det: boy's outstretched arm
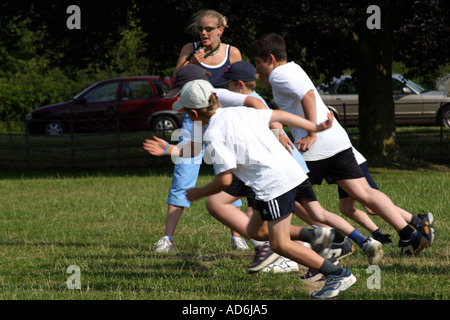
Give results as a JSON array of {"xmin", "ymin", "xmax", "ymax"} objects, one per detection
[
  {"xmin": 270, "ymin": 109, "xmax": 333, "ymax": 133},
  {"xmin": 142, "ymin": 136, "xmax": 202, "ymax": 158},
  {"xmin": 186, "ymin": 170, "xmax": 233, "ymax": 202}
]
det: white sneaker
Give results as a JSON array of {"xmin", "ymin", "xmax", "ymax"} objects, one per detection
[
  {"xmin": 261, "ymin": 256, "xmax": 299, "ymax": 273},
  {"xmin": 231, "ymin": 236, "xmax": 249, "ymax": 251},
  {"xmin": 154, "ymin": 236, "xmax": 173, "ymax": 253},
  {"xmin": 362, "ymin": 237, "xmax": 383, "ymax": 264},
  {"xmin": 312, "ymin": 268, "xmax": 356, "ymax": 299}
]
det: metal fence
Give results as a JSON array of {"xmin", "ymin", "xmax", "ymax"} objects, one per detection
[
  {"xmin": 0, "ymin": 117, "xmax": 179, "ymax": 170},
  {"xmin": 0, "ymin": 117, "xmax": 448, "ymax": 170}
]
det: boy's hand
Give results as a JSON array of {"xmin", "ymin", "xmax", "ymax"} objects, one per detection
[
  {"xmin": 317, "ymin": 112, "xmax": 334, "ymax": 131},
  {"xmin": 295, "ymin": 113, "xmax": 333, "ymax": 151},
  {"xmin": 278, "ymin": 133, "xmax": 294, "ymax": 155},
  {"xmin": 143, "ymin": 136, "xmax": 169, "ymax": 156},
  {"xmin": 295, "ymin": 134, "xmax": 316, "ymax": 152},
  {"xmin": 186, "ymin": 188, "xmax": 202, "ymax": 202}
]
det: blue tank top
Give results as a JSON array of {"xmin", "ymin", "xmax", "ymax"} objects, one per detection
[{"xmin": 193, "ymin": 42, "xmax": 232, "ymax": 87}]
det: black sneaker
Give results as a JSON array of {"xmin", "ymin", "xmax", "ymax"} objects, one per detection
[
  {"xmin": 247, "ymin": 243, "xmax": 279, "ymax": 274},
  {"xmin": 417, "ymin": 212, "xmax": 435, "ymax": 246},
  {"xmin": 399, "ymin": 230, "xmax": 429, "ymax": 256},
  {"xmin": 325, "ymin": 237, "xmax": 355, "ymax": 260},
  {"xmin": 372, "ymin": 232, "xmax": 394, "ymax": 246}
]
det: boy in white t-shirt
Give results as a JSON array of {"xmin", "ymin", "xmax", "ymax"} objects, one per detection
[
  {"xmin": 249, "ymin": 33, "xmax": 432, "ymax": 256},
  {"xmin": 209, "ymin": 61, "xmax": 387, "ymax": 272},
  {"xmin": 143, "ymin": 79, "xmax": 356, "ymax": 299}
]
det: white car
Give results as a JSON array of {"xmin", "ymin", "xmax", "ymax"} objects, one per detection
[{"xmin": 317, "ymin": 74, "xmax": 450, "ymax": 127}]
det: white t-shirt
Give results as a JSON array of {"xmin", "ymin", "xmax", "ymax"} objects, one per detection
[
  {"xmin": 269, "ymin": 62, "xmax": 352, "ymax": 161},
  {"xmin": 203, "ymin": 107, "xmax": 307, "ymax": 201},
  {"xmin": 186, "ymin": 88, "xmax": 248, "ymax": 142}
]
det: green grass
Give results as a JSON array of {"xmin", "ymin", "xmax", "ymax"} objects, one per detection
[{"xmin": 0, "ymin": 166, "xmax": 448, "ymax": 301}]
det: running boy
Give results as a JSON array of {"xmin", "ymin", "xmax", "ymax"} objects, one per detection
[
  {"xmin": 144, "ymin": 79, "xmax": 356, "ymax": 299},
  {"xmin": 210, "ymin": 61, "xmax": 385, "ymax": 268},
  {"xmin": 249, "ymin": 33, "xmax": 432, "ymax": 256}
]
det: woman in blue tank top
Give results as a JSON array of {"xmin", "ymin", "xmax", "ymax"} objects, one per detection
[{"xmin": 174, "ymin": 9, "xmax": 242, "ymax": 87}]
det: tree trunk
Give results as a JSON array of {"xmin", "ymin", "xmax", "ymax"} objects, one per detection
[{"xmin": 353, "ymin": 11, "xmax": 398, "ymax": 162}]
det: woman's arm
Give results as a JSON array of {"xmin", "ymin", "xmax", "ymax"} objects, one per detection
[
  {"xmin": 229, "ymin": 46, "xmax": 242, "ymax": 64},
  {"xmin": 174, "ymin": 43, "xmax": 202, "ymax": 74}
]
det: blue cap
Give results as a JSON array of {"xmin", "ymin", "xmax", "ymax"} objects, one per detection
[
  {"xmin": 210, "ymin": 61, "xmax": 256, "ymax": 87},
  {"xmin": 165, "ymin": 64, "xmax": 209, "ymax": 99}
]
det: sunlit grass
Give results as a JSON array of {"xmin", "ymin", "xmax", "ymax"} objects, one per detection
[{"xmin": 0, "ymin": 166, "xmax": 448, "ymax": 300}]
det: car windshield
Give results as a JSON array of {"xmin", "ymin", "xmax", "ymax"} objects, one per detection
[
  {"xmin": 73, "ymin": 83, "xmax": 97, "ymax": 100},
  {"xmin": 397, "ymin": 75, "xmax": 426, "ymax": 93}
]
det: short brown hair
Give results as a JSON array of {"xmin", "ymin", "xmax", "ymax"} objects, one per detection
[
  {"xmin": 250, "ymin": 33, "xmax": 287, "ymax": 61},
  {"xmin": 229, "ymin": 79, "xmax": 256, "ymax": 91}
]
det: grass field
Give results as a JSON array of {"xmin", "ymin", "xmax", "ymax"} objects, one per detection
[{"xmin": 0, "ymin": 165, "xmax": 448, "ymax": 302}]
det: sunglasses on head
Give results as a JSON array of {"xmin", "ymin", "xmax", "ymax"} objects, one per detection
[{"xmin": 197, "ymin": 25, "xmax": 218, "ymax": 32}]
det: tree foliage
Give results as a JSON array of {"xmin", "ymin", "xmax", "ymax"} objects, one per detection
[{"xmin": 1, "ymin": 0, "xmax": 449, "ymax": 160}]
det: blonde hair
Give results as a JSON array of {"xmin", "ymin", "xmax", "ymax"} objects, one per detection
[{"xmin": 187, "ymin": 9, "xmax": 228, "ymax": 36}]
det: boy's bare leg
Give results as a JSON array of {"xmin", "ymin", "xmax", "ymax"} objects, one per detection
[
  {"xmin": 206, "ymin": 192, "xmax": 255, "ymax": 239},
  {"xmin": 339, "ymin": 198, "xmax": 379, "ymax": 233},
  {"xmin": 337, "ymin": 178, "xmax": 409, "ymax": 232},
  {"xmin": 267, "ymin": 213, "xmax": 324, "ymax": 270},
  {"xmin": 297, "ymin": 200, "xmax": 356, "ymax": 236}
]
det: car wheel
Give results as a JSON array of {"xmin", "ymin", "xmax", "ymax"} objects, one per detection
[
  {"xmin": 439, "ymin": 104, "xmax": 450, "ymax": 127},
  {"xmin": 44, "ymin": 120, "xmax": 66, "ymax": 135},
  {"xmin": 152, "ymin": 116, "xmax": 177, "ymax": 132}
]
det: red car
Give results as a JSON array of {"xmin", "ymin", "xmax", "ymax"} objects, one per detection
[{"xmin": 26, "ymin": 76, "xmax": 183, "ymax": 135}]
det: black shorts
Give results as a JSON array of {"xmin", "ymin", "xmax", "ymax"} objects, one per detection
[
  {"xmin": 294, "ymin": 179, "xmax": 318, "ymax": 204},
  {"xmin": 338, "ymin": 162, "xmax": 379, "ymax": 199},
  {"xmin": 255, "ymin": 179, "xmax": 317, "ymax": 221},
  {"xmin": 223, "ymin": 174, "xmax": 256, "ymax": 207},
  {"xmin": 306, "ymin": 148, "xmax": 364, "ymax": 186}
]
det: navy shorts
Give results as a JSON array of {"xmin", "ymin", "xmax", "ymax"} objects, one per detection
[
  {"xmin": 255, "ymin": 180, "xmax": 317, "ymax": 221},
  {"xmin": 306, "ymin": 148, "xmax": 364, "ymax": 186},
  {"xmin": 224, "ymin": 174, "xmax": 256, "ymax": 207}
]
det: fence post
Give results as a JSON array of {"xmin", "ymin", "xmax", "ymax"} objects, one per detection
[
  {"xmin": 70, "ymin": 119, "xmax": 75, "ymax": 167},
  {"xmin": 440, "ymin": 123, "xmax": 444, "ymax": 162},
  {"xmin": 116, "ymin": 113, "xmax": 121, "ymax": 167},
  {"xmin": 24, "ymin": 119, "xmax": 30, "ymax": 166},
  {"xmin": 343, "ymin": 102, "xmax": 347, "ymax": 131}
]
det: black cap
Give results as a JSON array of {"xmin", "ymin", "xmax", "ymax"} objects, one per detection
[
  {"xmin": 165, "ymin": 64, "xmax": 209, "ymax": 99},
  {"xmin": 209, "ymin": 61, "xmax": 256, "ymax": 87}
]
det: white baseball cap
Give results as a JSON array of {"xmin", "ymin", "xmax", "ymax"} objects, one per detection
[{"xmin": 172, "ymin": 80, "xmax": 216, "ymax": 111}]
